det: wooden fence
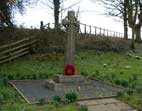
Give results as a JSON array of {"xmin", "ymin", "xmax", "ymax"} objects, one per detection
[
  {"xmin": 79, "ymin": 23, "xmax": 130, "ymax": 38},
  {"xmin": 0, "ymin": 36, "xmax": 38, "ymax": 64}
]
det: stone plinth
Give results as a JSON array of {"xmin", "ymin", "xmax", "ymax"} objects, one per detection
[
  {"xmin": 45, "ymin": 75, "xmax": 93, "ymax": 92},
  {"xmin": 54, "ymin": 75, "xmax": 86, "ymax": 83},
  {"xmin": 45, "ymin": 80, "xmax": 63, "ymax": 91}
]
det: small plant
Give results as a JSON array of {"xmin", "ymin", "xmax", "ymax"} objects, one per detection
[
  {"xmin": 65, "ymin": 91, "xmax": 77, "ymax": 103},
  {"xmin": 7, "ymin": 75, "xmax": 14, "ymax": 80},
  {"xmin": 53, "ymin": 95, "xmax": 62, "ymax": 104},
  {"xmin": 0, "ymin": 77, "xmax": 9, "ymax": 87},
  {"xmin": 129, "ymin": 81, "xmax": 137, "ymax": 89},
  {"xmin": 132, "ymin": 74, "xmax": 138, "ymax": 81},
  {"xmin": 115, "ymin": 79, "xmax": 121, "ymax": 85},
  {"xmin": 138, "ymin": 96, "xmax": 142, "ymax": 105},
  {"xmin": 53, "ymin": 95, "xmax": 62, "ymax": 107},
  {"xmin": 135, "ymin": 83, "xmax": 142, "ymax": 93},
  {"xmin": 126, "ymin": 88, "xmax": 134, "ymax": 95},
  {"xmin": 121, "ymin": 80, "xmax": 129, "ymax": 87},
  {"xmin": 80, "ymin": 105, "xmax": 88, "ymax": 111},
  {"xmin": 39, "ymin": 73, "xmax": 47, "ymax": 79},
  {"xmin": 15, "ymin": 73, "xmax": 20, "ymax": 79},
  {"xmin": 20, "ymin": 75, "xmax": 26, "ymax": 80},
  {"xmin": 81, "ymin": 72, "xmax": 88, "ymax": 76},
  {"xmin": 95, "ymin": 70, "xmax": 100, "ymax": 76},
  {"xmin": 0, "ymin": 93, "xmax": 4, "ymax": 103},
  {"xmin": 3, "ymin": 77, "xmax": 9, "ymax": 87},
  {"xmin": 117, "ymin": 91, "xmax": 124, "ymax": 97},
  {"xmin": 32, "ymin": 74, "xmax": 37, "ymax": 80},
  {"xmin": 39, "ymin": 98, "xmax": 46, "ymax": 105},
  {"xmin": 2, "ymin": 89, "xmax": 11, "ymax": 101},
  {"xmin": 111, "ymin": 73, "xmax": 116, "ymax": 79},
  {"xmin": 103, "ymin": 64, "xmax": 107, "ymax": 68}
]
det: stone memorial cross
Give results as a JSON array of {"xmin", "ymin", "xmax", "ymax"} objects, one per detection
[{"xmin": 62, "ymin": 11, "xmax": 79, "ymax": 66}]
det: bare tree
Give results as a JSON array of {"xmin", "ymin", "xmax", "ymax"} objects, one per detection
[
  {"xmin": 0, "ymin": 0, "xmax": 30, "ymax": 27},
  {"xmin": 95, "ymin": 0, "xmax": 129, "ymax": 39},
  {"xmin": 92, "ymin": 0, "xmax": 141, "ymax": 49},
  {"xmin": 127, "ymin": 0, "xmax": 139, "ymax": 49},
  {"xmin": 39, "ymin": 0, "xmax": 80, "ymax": 29},
  {"xmin": 135, "ymin": 0, "xmax": 142, "ymax": 42}
]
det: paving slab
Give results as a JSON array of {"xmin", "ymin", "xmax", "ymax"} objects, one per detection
[
  {"xmin": 115, "ymin": 102, "xmax": 133, "ymax": 110},
  {"xmin": 96, "ymin": 98, "xmax": 120, "ymax": 104},
  {"xmin": 77, "ymin": 100, "xmax": 99, "ymax": 106},
  {"xmin": 88, "ymin": 104, "xmax": 110, "ymax": 111},
  {"xmin": 105, "ymin": 103, "xmax": 121, "ymax": 111},
  {"xmin": 77, "ymin": 98, "xmax": 137, "ymax": 111}
]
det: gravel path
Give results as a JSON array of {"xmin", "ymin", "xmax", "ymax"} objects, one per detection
[{"xmin": 10, "ymin": 78, "xmax": 124, "ymax": 104}]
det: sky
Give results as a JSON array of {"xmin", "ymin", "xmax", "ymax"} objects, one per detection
[{"xmin": 14, "ymin": 0, "xmax": 126, "ymax": 34}]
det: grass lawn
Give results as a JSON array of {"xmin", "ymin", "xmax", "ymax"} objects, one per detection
[{"xmin": 0, "ymin": 49, "xmax": 142, "ymax": 110}]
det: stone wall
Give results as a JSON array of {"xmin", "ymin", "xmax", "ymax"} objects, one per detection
[
  {"xmin": 0, "ymin": 29, "xmax": 131, "ymax": 53},
  {"xmin": 35, "ymin": 31, "xmax": 131, "ymax": 53},
  {"xmin": 77, "ymin": 34, "xmax": 131, "ymax": 51}
]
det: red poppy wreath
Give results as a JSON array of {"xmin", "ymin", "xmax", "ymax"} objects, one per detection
[{"xmin": 64, "ymin": 64, "xmax": 76, "ymax": 76}]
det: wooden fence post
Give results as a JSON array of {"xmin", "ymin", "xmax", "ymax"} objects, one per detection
[
  {"xmin": 100, "ymin": 28, "xmax": 101, "ymax": 35},
  {"xmin": 84, "ymin": 24, "xmax": 87, "ymax": 34},
  {"xmin": 95, "ymin": 27, "xmax": 97, "ymax": 36},
  {"xmin": 48, "ymin": 23, "xmax": 50, "ymax": 29},
  {"xmin": 8, "ymin": 40, "xmax": 11, "ymax": 63},
  {"xmin": 113, "ymin": 32, "xmax": 115, "ymax": 37},
  {"xmin": 103, "ymin": 29, "xmax": 105, "ymax": 36},
  {"xmin": 90, "ymin": 25, "xmax": 91, "ymax": 34},
  {"xmin": 107, "ymin": 30, "xmax": 108, "ymax": 37}
]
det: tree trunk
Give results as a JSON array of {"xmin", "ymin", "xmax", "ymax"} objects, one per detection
[
  {"xmin": 54, "ymin": 0, "xmax": 60, "ymax": 30},
  {"xmin": 123, "ymin": 2, "xmax": 128, "ymax": 40},
  {"xmin": 131, "ymin": 27, "xmax": 135, "ymax": 49},
  {"xmin": 135, "ymin": 24, "xmax": 141, "ymax": 42},
  {"xmin": 124, "ymin": 17, "xmax": 128, "ymax": 39}
]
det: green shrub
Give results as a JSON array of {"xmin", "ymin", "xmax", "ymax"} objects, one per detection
[
  {"xmin": 126, "ymin": 89, "xmax": 134, "ymax": 95},
  {"xmin": 20, "ymin": 75, "xmax": 26, "ymax": 80},
  {"xmin": 2, "ymin": 88, "xmax": 15, "ymax": 101},
  {"xmin": 115, "ymin": 79, "xmax": 121, "ymax": 85},
  {"xmin": 15, "ymin": 73, "xmax": 20, "ymax": 79},
  {"xmin": 117, "ymin": 91, "xmax": 124, "ymax": 97},
  {"xmin": 7, "ymin": 75, "xmax": 14, "ymax": 80},
  {"xmin": 53, "ymin": 95, "xmax": 62, "ymax": 104},
  {"xmin": 65, "ymin": 91, "xmax": 77, "ymax": 103},
  {"xmin": 0, "ymin": 94, "xmax": 4, "ymax": 103},
  {"xmin": 3, "ymin": 77, "xmax": 9, "ymax": 87},
  {"xmin": 129, "ymin": 81, "xmax": 137, "ymax": 89},
  {"xmin": 53, "ymin": 95, "xmax": 62, "ymax": 107},
  {"xmin": 31, "ymin": 74, "xmax": 37, "ymax": 80},
  {"xmin": 80, "ymin": 105, "xmax": 88, "ymax": 111},
  {"xmin": 138, "ymin": 97, "xmax": 142, "ymax": 105},
  {"xmin": 135, "ymin": 83, "xmax": 142, "ymax": 93},
  {"xmin": 2, "ymin": 89, "xmax": 10, "ymax": 101},
  {"xmin": 0, "ymin": 77, "xmax": 9, "ymax": 87},
  {"xmin": 121, "ymin": 80, "xmax": 129, "ymax": 87}
]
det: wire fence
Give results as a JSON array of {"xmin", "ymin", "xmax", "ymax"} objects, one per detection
[{"xmin": 79, "ymin": 23, "xmax": 130, "ymax": 38}]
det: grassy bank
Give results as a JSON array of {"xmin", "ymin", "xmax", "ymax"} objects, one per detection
[{"xmin": 0, "ymin": 49, "xmax": 142, "ymax": 110}]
